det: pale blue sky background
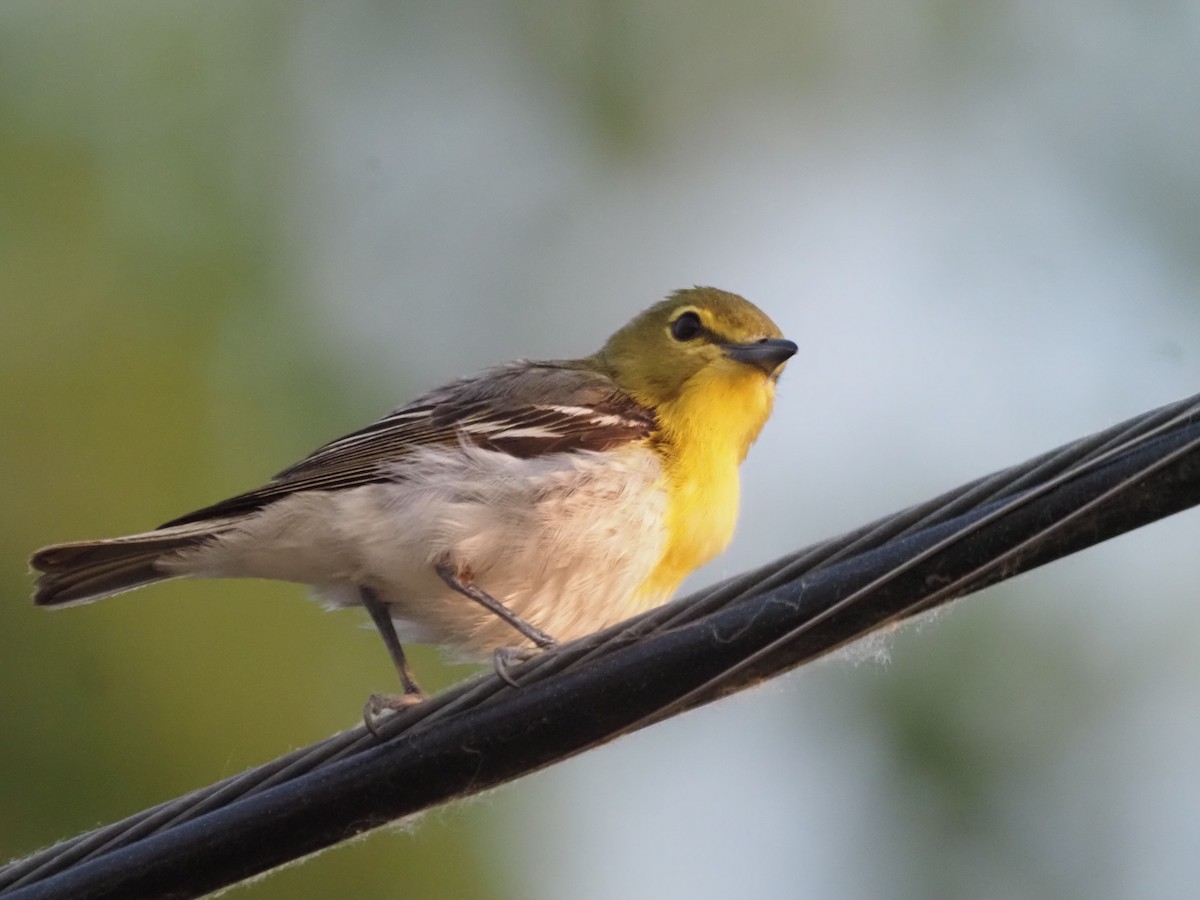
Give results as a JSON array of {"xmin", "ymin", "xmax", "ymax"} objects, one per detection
[{"xmin": 3, "ymin": 4, "xmax": 1200, "ymax": 898}]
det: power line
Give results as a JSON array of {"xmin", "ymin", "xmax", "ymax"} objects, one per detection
[{"xmin": 4, "ymin": 392, "xmax": 1200, "ymax": 900}]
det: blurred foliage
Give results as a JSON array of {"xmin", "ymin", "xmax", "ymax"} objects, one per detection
[
  {"xmin": 3, "ymin": 3, "xmax": 1200, "ymax": 899},
  {"xmin": 0, "ymin": 6, "xmax": 498, "ymax": 898}
]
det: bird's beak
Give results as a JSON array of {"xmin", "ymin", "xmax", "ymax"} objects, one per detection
[{"xmin": 722, "ymin": 338, "xmax": 798, "ymax": 375}]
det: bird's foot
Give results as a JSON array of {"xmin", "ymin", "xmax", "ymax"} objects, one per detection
[
  {"xmin": 363, "ymin": 689, "xmax": 425, "ymax": 737},
  {"xmin": 492, "ymin": 643, "xmax": 555, "ymax": 687}
]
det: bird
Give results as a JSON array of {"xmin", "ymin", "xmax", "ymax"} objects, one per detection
[{"xmin": 30, "ymin": 287, "xmax": 796, "ymax": 711}]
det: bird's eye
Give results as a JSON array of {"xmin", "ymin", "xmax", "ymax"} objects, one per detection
[{"xmin": 670, "ymin": 311, "xmax": 703, "ymax": 341}]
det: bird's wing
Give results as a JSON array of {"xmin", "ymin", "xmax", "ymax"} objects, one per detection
[{"xmin": 160, "ymin": 361, "xmax": 656, "ymax": 527}]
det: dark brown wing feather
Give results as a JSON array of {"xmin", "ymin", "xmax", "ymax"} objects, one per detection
[{"xmin": 160, "ymin": 361, "xmax": 656, "ymax": 527}]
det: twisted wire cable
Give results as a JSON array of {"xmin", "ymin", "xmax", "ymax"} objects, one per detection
[{"xmin": 4, "ymin": 391, "xmax": 1200, "ymax": 899}]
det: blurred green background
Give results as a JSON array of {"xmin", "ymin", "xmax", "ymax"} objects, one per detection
[{"xmin": 3, "ymin": 3, "xmax": 1200, "ymax": 898}]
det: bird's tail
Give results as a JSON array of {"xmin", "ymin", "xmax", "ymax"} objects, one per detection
[{"xmin": 30, "ymin": 521, "xmax": 234, "ymax": 607}]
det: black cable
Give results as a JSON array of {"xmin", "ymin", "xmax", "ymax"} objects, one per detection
[{"xmin": 3, "ymin": 392, "xmax": 1200, "ymax": 900}]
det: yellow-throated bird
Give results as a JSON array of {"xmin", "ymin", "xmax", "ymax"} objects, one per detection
[{"xmin": 31, "ymin": 287, "xmax": 796, "ymax": 709}]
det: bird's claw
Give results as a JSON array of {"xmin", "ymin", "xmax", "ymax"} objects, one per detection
[
  {"xmin": 492, "ymin": 643, "xmax": 555, "ymax": 687},
  {"xmin": 363, "ymin": 690, "xmax": 425, "ymax": 737}
]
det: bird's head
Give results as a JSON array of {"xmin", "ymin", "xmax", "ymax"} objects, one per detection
[
  {"xmin": 596, "ymin": 286, "xmax": 796, "ymax": 409},
  {"xmin": 594, "ymin": 287, "xmax": 796, "ymax": 461}
]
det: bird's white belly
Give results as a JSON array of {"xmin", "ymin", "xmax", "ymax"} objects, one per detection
[{"xmin": 175, "ymin": 444, "xmax": 669, "ymax": 658}]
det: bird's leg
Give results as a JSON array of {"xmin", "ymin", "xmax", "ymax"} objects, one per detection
[
  {"xmin": 360, "ymin": 585, "xmax": 425, "ymax": 711},
  {"xmin": 435, "ymin": 561, "xmax": 557, "ymax": 650}
]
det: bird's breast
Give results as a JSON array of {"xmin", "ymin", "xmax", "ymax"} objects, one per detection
[{"xmin": 637, "ymin": 442, "xmax": 740, "ymax": 601}]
